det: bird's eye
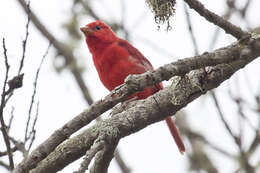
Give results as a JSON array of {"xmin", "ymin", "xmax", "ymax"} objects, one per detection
[{"xmin": 95, "ymin": 26, "xmax": 101, "ymax": 30}]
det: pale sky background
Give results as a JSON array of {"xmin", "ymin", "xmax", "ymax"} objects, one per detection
[{"xmin": 0, "ymin": 0, "xmax": 260, "ymax": 173}]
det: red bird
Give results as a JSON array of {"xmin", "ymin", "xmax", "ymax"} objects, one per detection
[{"xmin": 80, "ymin": 21, "xmax": 185, "ymax": 154}]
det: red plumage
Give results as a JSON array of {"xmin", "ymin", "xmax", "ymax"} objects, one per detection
[{"xmin": 81, "ymin": 20, "xmax": 185, "ymax": 154}]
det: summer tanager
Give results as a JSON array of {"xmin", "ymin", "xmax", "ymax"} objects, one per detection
[{"xmin": 80, "ymin": 20, "xmax": 185, "ymax": 154}]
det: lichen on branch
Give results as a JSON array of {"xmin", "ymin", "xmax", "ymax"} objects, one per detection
[{"xmin": 146, "ymin": 0, "xmax": 176, "ymax": 30}]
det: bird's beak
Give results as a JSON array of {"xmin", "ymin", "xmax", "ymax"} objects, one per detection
[{"xmin": 80, "ymin": 26, "xmax": 94, "ymax": 36}]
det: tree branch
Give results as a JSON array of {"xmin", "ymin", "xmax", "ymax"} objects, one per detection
[
  {"xmin": 29, "ymin": 42, "xmax": 260, "ymax": 172},
  {"xmin": 13, "ymin": 32, "xmax": 260, "ymax": 172},
  {"xmin": 0, "ymin": 38, "xmax": 14, "ymax": 170},
  {"xmin": 210, "ymin": 91, "xmax": 240, "ymax": 145},
  {"xmin": 183, "ymin": 0, "xmax": 250, "ymax": 39},
  {"xmin": 0, "ymin": 160, "xmax": 10, "ymax": 170},
  {"xmin": 74, "ymin": 139, "xmax": 105, "ymax": 173}
]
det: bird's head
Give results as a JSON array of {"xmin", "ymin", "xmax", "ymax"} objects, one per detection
[{"xmin": 80, "ymin": 21, "xmax": 117, "ymax": 52}]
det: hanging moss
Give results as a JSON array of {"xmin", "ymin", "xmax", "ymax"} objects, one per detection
[{"xmin": 146, "ymin": 0, "xmax": 176, "ymax": 30}]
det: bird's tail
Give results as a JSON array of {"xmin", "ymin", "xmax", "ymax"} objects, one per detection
[{"xmin": 165, "ymin": 116, "xmax": 185, "ymax": 154}]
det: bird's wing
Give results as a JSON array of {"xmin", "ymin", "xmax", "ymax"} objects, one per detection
[
  {"xmin": 117, "ymin": 39, "xmax": 154, "ymax": 71},
  {"xmin": 117, "ymin": 39, "xmax": 163, "ymax": 91}
]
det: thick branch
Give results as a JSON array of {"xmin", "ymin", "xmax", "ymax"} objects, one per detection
[
  {"xmin": 17, "ymin": 35, "xmax": 260, "ymax": 173},
  {"xmin": 14, "ymin": 32, "xmax": 253, "ymax": 173},
  {"xmin": 30, "ymin": 50, "xmax": 260, "ymax": 172}
]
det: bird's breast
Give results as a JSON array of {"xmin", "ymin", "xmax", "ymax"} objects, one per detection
[{"xmin": 93, "ymin": 44, "xmax": 145, "ymax": 91}]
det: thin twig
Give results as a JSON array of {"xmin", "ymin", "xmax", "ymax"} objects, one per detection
[
  {"xmin": 9, "ymin": 137, "xmax": 26, "ymax": 155},
  {"xmin": 180, "ymin": 115, "xmax": 235, "ymax": 159},
  {"xmin": 210, "ymin": 91, "xmax": 240, "ymax": 146},
  {"xmin": 238, "ymin": 0, "xmax": 252, "ymax": 18},
  {"xmin": 235, "ymin": 97, "xmax": 256, "ymax": 131},
  {"xmin": 24, "ymin": 42, "xmax": 50, "ymax": 143},
  {"xmin": 133, "ymin": 34, "xmax": 176, "ymax": 58},
  {"xmin": 184, "ymin": 3, "xmax": 199, "ymax": 55},
  {"xmin": 0, "ymin": 38, "xmax": 14, "ymax": 170},
  {"xmin": 18, "ymin": 1, "xmax": 31, "ymax": 75},
  {"xmin": 205, "ymin": 140, "xmax": 235, "ymax": 159},
  {"xmin": 7, "ymin": 106, "xmax": 14, "ymax": 133},
  {"xmin": 183, "ymin": 0, "xmax": 249, "ymax": 39},
  {"xmin": 0, "ymin": 147, "xmax": 18, "ymax": 157},
  {"xmin": 27, "ymin": 101, "xmax": 39, "ymax": 152},
  {"xmin": 80, "ymin": 0, "xmax": 100, "ymax": 20},
  {"xmin": 208, "ymin": 1, "xmax": 234, "ymax": 50},
  {"xmin": 248, "ymin": 132, "xmax": 260, "ymax": 157},
  {"xmin": 17, "ymin": 0, "xmax": 94, "ymax": 105},
  {"xmin": 1, "ymin": 38, "xmax": 10, "ymax": 98},
  {"xmin": 120, "ymin": 0, "xmax": 129, "ymax": 40},
  {"xmin": 0, "ymin": 160, "xmax": 10, "ymax": 170},
  {"xmin": 114, "ymin": 150, "xmax": 131, "ymax": 173},
  {"xmin": 5, "ymin": 1, "xmax": 31, "ymax": 104}
]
